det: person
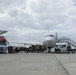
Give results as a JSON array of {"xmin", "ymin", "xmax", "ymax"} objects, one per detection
[
  {"xmin": 67, "ymin": 43, "xmax": 71, "ymax": 53},
  {"xmin": 8, "ymin": 45, "xmax": 12, "ymax": 53}
]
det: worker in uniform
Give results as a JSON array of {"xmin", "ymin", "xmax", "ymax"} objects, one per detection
[
  {"xmin": 35, "ymin": 45, "xmax": 39, "ymax": 53},
  {"xmin": 67, "ymin": 43, "xmax": 71, "ymax": 53}
]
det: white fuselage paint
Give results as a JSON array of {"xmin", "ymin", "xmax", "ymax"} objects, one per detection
[{"xmin": 43, "ymin": 35, "xmax": 56, "ymax": 48}]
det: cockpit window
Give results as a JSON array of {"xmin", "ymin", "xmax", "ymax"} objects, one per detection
[
  {"xmin": 44, "ymin": 35, "xmax": 55, "ymax": 40},
  {"xmin": 45, "ymin": 35, "xmax": 54, "ymax": 37}
]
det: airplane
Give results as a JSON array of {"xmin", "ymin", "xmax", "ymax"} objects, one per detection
[{"xmin": 43, "ymin": 33, "xmax": 58, "ymax": 52}]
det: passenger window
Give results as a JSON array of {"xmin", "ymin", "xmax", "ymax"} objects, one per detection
[{"xmin": 61, "ymin": 45, "xmax": 66, "ymax": 48}]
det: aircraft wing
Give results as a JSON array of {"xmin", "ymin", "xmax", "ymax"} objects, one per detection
[
  {"xmin": 9, "ymin": 41, "xmax": 43, "ymax": 46},
  {"xmin": 0, "ymin": 30, "xmax": 8, "ymax": 35}
]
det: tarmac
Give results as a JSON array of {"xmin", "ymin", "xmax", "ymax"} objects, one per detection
[{"xmin": 0, "ymin": 53, "xmax": 76, "ymax": 75}]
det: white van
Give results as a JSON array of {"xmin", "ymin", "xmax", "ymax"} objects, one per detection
[{"xmin": 55, "ymin": 44, "xmax": 76, "ymax": 53}]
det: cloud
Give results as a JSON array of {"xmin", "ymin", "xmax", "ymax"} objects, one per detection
[{"xmin": 0, "ymin": 0, "xmax": 76, "ymax": 44}]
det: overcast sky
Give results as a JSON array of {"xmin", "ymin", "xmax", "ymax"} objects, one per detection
[{"xmin": 0, "ymin": 0, "xmax": 76, "ymax": 44}]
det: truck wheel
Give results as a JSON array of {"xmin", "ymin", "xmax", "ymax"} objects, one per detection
[{"xmin": 57, "ymin": 49, "xmax": 60, "ymax": 53}]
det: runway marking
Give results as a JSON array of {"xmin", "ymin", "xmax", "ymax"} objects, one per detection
[{"xmin": 55, "ymin": 55, "xmax": 70, "ymax": 75}]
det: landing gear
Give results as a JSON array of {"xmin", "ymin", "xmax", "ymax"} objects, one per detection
[{"xmin": 47, "ymin": 47, "xmax": 51, "ymax": 53}]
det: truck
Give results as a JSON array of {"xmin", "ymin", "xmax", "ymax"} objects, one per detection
[
  {"xmin": 54, "ymin": 44, "xmax": 76, "ymax": 53},
  {"xmin": 0, "ymin": 36, "xmax": 8, "ymax": 53}
]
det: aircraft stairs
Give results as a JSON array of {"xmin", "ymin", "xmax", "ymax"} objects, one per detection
[{"xmin": 58, "ymin": 37, "xmax": 76, "ymax": 48}]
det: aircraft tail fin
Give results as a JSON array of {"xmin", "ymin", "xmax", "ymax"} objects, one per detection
[{"xmin": 55, "ymin": 33, "xmax": 59, "ymax": 42}]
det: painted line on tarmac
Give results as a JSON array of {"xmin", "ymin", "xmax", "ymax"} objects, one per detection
[{"xmin": 55, "ymin": 55, "xmax": 70, "ymax": 75}]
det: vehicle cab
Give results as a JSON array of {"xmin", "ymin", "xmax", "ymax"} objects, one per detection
[
  {"xmin": 0, "ymin": 36, "xmax": 8, "ymax": 53},
  {"xmin": 55, "ymin": 44, "xmax": 67, "ymax": 53}
]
